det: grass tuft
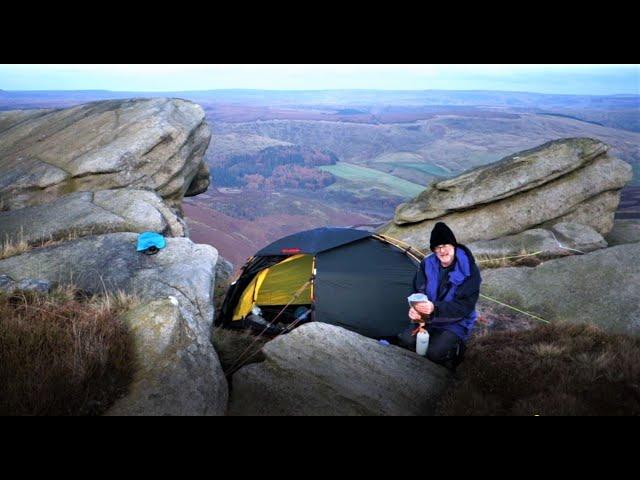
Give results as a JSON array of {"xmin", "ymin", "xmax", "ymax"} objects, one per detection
[
  {"xmin": 0, "ymin": 287, "xmax": 138, "ymax": 416},
  {"xmin": 438, "ymin": 322, "xmax": 640, "ymax": 416}
]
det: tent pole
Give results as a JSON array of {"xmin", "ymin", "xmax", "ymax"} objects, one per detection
[{"xmin": 372, "ymin": 234, "xmax": 425, "ymax": 262}]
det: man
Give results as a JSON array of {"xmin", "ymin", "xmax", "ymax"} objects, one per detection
[{"xmin": 398, "ymin": 222, "xmax": 482, "ymax": 371}]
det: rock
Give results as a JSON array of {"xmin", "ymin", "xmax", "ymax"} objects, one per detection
[
  {"xmin": 0, "ymin": 232, "xmax": 216, "ymax": 319},
  {"xmin": 539, "ymin": 190, "xmax": 622, "ymax": 234},
  {"xmin": 185, "ymin": 161, "xmax": 211, "ymax": 197},
  {"xmin": 605, "ymin": 220, "xmax": 640, "ymax": 246},
  {"xmin": 0, "ymin": 189, "xmax": 186, "ymax": 248},
  {"xmin": 468, "ymin": 223, "xmax": 607, "ymax": 263},
  {"xmin": 0, "ymin": 233, "xmax": 228, "ymax": 415},
  {"xmin": 550, "ymin": 222, "xmax": 608, "ymax": 252},
  {"xmin": 14, "ymin": 279, "xmax": 52, "ymax": 294},
  {"xmin": 214, "ymin": 256, "xmax": 234, "ymax": 317},
  {"xmin": 395, "ymin": 138, "xmax": 608, "ymax": 223},
  {"xmin": 379, "ymin": 139, "xmax": 632, "ymax": 250},
  {"xmin": 0, "ymin": 274, "xmax": 14, "ymax": 292},
  {"xmin": 0, "ymin": 98, "xmax": 211, "ymax": 211},
  {"xmin": 106, "ymin": 298, "xmax": 227, "ymax": 416},
  {"xmin": 0, "ymin": 275, "xmax": 52, "ymax": 294},
  {"xmin": 0, "ymin": 109, "xmax": 53, "ymax": 134},
  {"xmin": 480, "ymin": 243, "xmax": 640, "ymax": 335},
  {"xmin": 229, "ymin": 323, "xmax": 451, "ymax": 416},
  {"xmin": 93, "ymin": 189, "xmax": 186, "ymax": 237}
]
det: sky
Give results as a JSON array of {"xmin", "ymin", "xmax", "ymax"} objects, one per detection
[{"xmin": 0, "ymin": 64, "xmax": 638, "ymax": 96}]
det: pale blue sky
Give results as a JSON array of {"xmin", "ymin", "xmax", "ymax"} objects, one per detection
[{"xmin": 0, "ymin": 64, "xmax": 638, "ymax": 95}]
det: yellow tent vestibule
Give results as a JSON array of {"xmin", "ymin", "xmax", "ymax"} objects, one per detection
[{"xmin": 232, "ymin": 254, "xmax": 313, "ymax": 321}]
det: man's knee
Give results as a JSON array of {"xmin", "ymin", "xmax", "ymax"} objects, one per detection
[
  {"xmin": 397, "ymin": 327, "xmax": 416, "ymax": 350},
  {"xmin": 426, "ymin": 331, "xmax": 465, "ymax": 368},
  {"xmin": 426, "ymin": 343, "xmax": 451, "ymax": 364}
]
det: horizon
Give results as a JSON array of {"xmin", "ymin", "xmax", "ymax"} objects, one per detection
[
  {"xmin": 1, "ymin": 64, "xmax": 638, "ymax": 96},
  {"xmin": 2, "ymin": 87, "xmax": 640, "ymax": 97}
]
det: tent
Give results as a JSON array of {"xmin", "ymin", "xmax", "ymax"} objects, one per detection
[{"xmin": 218, "ymin": 227, "xmax": 424, "ymax": 339}]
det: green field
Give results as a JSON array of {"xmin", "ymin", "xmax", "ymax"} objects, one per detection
[
  {"xmin": 320, "ymin": 162, "xmax": 425, "ymax": 198},
  {"xmin": 373, "ymin": 162, "xmax": 451, "ymax": 177}
]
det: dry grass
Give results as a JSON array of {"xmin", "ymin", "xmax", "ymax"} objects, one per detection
[
  {"xmin": 437, "ymin": 323, "xmax": 640, "ymax": 416},
  {"xmin": 0, "ymin": 286, "xmax": 138, "ymax": 416},
  {"xmin": 0, "ymin": 236, "xmax": 31, "ymax": 260},
  {"xmin": 476, "ymin": 248, "xmax": 544, "ymax": 269},
  {"xmin": 1, "ymin": 228, "xmax": 99, "ymax": 261}
]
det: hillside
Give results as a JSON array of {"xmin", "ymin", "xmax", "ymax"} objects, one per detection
[
  {"xmin": 210, "ymin": 111, "xmax": 640, "ymax": 186},
  {"xmin": 183, "ymin": 189, "xmax": 378, "ymax": 271}
]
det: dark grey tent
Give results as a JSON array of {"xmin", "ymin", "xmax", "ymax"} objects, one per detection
[{"xmin": 218, "ymin": 227, "xmax": 424, "ymax": 339}]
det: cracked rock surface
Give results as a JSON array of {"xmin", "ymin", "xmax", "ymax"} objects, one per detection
[
  {"xmin": 0, "ymin": 189, "xmax": 186, "ymax": 247},
  {"xmin": 0, "ymin": 98, "xmax": 211, "ymax": 210}
]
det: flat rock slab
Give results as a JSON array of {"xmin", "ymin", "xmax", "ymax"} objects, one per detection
[
  {"xmin": 480, "ymin": 243, "xmax": 640, "ymax": 335},
  {"xmin": 229, "ymin": 323, "xmax": 451, "ymax": 416},
  {"xmin": 0, "ymin": 189, "xmax": 185, "ymax": 247}
]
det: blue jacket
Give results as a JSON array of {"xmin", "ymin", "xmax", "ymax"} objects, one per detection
[{"xmin": 412, "ymin": 244, "xmax": 482, "ymax": 341}]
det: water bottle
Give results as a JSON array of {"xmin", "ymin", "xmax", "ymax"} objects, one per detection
[{"xmin": 416, "ymin": 329, "xmax": 430, "ymax": 356}]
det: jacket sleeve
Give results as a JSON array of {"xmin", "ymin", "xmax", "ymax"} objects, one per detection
[{"xmin": 432, "ymin": 264, "xmax": 481, "ymax": 322}]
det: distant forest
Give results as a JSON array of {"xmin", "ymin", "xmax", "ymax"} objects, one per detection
[{"xmin": 210, "ymin": 145, "xmax": 338, "ymax": 190}]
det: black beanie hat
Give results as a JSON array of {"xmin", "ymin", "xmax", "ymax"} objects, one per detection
[{"xmin": 430, "ymin": 222, "xmax": 457, "ymax": 251}]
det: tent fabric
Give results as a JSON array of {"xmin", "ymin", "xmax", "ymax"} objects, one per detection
[
  {"xmin": 232, "ymin": 254, "xmax": 313, "ymax": 321},
  {"xmin": 222, "ymin": 256, "xmax": 285, "ymax": 323},
  {"xmin": 221, "ymin": 228, "xmax": 422, "ymax": 340},
  {"xmin": 255, "ymin": 254, "xmax": 313, "ymax": 306},
  {"xmin": 256, "ymin": 227, "xmax": 371, "ymax": 256},
  {"xmin": 232, "ymin": 269, "xmax": 267, "ymax": 320},
  {"xmin": 314, "ymin": 237, "xmax": 419, "ymax": 338}
]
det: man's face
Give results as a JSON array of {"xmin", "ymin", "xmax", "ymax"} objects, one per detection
[{"xmin": 433, "ymin": 244, "xmax": 455, "ymax": 267}]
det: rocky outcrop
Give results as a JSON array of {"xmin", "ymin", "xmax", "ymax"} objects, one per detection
[
  {"xmin": 0, "ymin": 189, "xmax": 186, "ymax": 248},
  {"xmin": 0, "ymin": 98, "xmax": 227, "ymax": 416},
  {"xmin": 379, "ymin": 139, "xmax": 633, "ymax": 251},
  {"xmin": 229, "ymin": 323, "xmax": 451, "ymax": 416},
  {"xmin": 0, "ymin": 98, "xmax": 211, "ymax": 211},
  {"xmin": 480, "ymin": 243, "xmax": 640, "ymax": 335},
  {"xmin": 605, "ymin": 220, "xmax": 640, "ymax": 246},
  {"xmin": 396, "ymin": 138, "xmax": 608, "ymax": 222},
  {"xmin": 468, "ymin": 222, "xmax": 607, "ymax": 263},
  {"xmin": 105, "ymin": 298, "xmax": 226, "ymax": 416},
  {"xmin": 0, "ymin": 233, "xmax": 228, "ymax": 415}
]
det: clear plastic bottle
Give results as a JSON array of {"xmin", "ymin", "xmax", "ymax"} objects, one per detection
[{"xmin": 416, "ymin": 328, "xmax": 430, "ymax": 356}]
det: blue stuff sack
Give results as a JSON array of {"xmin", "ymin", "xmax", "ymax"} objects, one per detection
[{"xmin": 136, "ymin": 232, "xmax": 166, "ymax": 255}]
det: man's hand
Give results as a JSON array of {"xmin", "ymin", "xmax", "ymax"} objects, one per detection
[
  {"xmin": 413, "ymin": 301, "xmax": 435, "ymax": 316},
  {"xmin": 408, "ymin": 307, "xmax": 422, "ymax": 323}
]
